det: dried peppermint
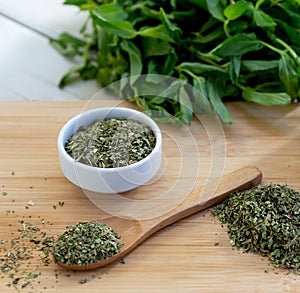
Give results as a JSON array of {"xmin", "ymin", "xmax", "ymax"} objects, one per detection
[
  {"xmin": 0, "ymin": 220, "xmax": 55, "ymax": 290},
  {"xmin": 65, "ymin": 118, "xmax": 156, "ymax": 168},
  {"xmin": 212, "ymin": 184, "xmax": 300, "ymax": 274},
  {"xmin": 53, "ymin": 221, "xmax": 122, "ymax": 265}
]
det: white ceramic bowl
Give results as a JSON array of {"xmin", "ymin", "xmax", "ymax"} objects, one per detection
[{"xmin": 57, "ymin": 107, "xmax": 162, "ymax": 193}]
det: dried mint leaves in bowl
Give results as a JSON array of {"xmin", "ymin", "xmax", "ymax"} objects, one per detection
[
  {"xmin": 65, "ymin": 118, "xmax": 156, "ymax": 168},
  {"xmin": 212, "ymin": 184, "xmax": 300, "ymax": 274},
  {"xmin": 53, "ymin": 221, "xmax": 122, "ymax": 265}
]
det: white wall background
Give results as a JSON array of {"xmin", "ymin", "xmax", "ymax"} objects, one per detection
[{"xmin": 0, "ymin": 1, "xmax": 100, "ymax": 100}]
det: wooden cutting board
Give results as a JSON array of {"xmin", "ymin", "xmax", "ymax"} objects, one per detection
[{"xmin": 0, "ymin": 100, "xmax": 299, "ymax": 292}]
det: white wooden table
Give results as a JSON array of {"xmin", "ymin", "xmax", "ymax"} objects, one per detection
[{"xmin": 0, "ymin": 0, "xmax": 100, "ymax": 100}]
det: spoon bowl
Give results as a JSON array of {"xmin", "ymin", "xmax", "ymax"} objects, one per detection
[{"xmin": 56, "ymin": 166, "xmax": 262, "ymax": 271}]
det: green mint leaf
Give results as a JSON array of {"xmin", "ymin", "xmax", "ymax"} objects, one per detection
[
  {"xmin": 49, "ymin": 33, "xmax": 86, "ymax": 57},
  {"xmin": 162, "ymin": 48, "xmax": 178, "ymax": 76},
  {"xmin": 92, "ymin": 3, "xmax": 128, "ymax": 21},
  {"xmin": 229, "ymin": 56, "xmax": 241, "ymax": 83},
  {"xmin": 177, "ymin": 62, "xmax": 226, "ymax": 74},
  {"xmin": 176, "ymin": 85, "xmax": 193, "ymax": 125},
  {"xmin": 206, "ymin": 0, "xmax": 226, "ymax": 21},
  {"xmin": 58, "ymin": 64, "xmax": 86, "ymax": 88},
  {"xmin": 253, "ymin": 9, "xmax": 276, "ymax": 27},
  {"xmin": 207, "ymin": 76, "xmax": 233, "ymax": 123},
  {"xmin": 94, "ymin": 19, "xmax": 136, "ymax": 39},
  {"xmin": 64, "ymin": 0, "xmax": 98, "ymax": 10},
  {"xmin": 156, "ymin": 79, "xmax": 182, "ymax": 101},
  {"xmin": 213, "ymin": 33, "xmax": 263, "ymax": 57},
  {"xmin": 92, "ymin": 5, "xmax": 136, "ymax": 39},
  {"xmin": 224, "ymin": 0, "xmax": 252, "ymax": 21},
  {"xmin": 64, "ymin": 0, "xmax": 87, "ymax": 6},
  {"xmin": 242, "ymin": 88, "xmax": 291, "ymax": 106},
  {"xmin": 120, "ymin": 40, "xmax": 142, "ymax": 77},
  {"xmin": 255, "ymin": 0, "xmax": 266, "ymax": 9},
  {"xmin": 159, "ymin": 8, "xmax": 182, "ymax": 40},
  {"xmin": 241, "ymin": 60, "xmax": 278, "ymax": 72},
  {"xmin": 138, "ymin": 25, "xmax": 175, "ymax": 42},
  {"xmin": 142, "ymin": 38, "xmax": 172, "ymax": 58},
  {"xmin": 278, "ymin": 55, "xmax": 299, "ymax": 98},
  {"xmin": 194, "ymin": 26, "xmax": 225, "ymax": 44},
  {"xmin": 192, "ymin": 76, "xmax": 212, "ymax": 114}
]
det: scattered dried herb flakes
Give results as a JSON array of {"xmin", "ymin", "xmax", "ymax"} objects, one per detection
[
  {"xmin": 0, "ymin": 219, "xmax": 55, "ymax": 290},
  {"xmin": 212, "ymin": 184, "xmax": 300, "ymax": 274},
  {"xmin": 65, "ymin": 118, "xmax": 156, "ymax": 168},
  {"xmin": 53, "ymin": 221, "xmax": 122, "ymax": 266}
]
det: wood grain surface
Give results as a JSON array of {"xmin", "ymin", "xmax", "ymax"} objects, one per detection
[{"xmin": 0, "ymin": 100, "xmax": 299, "ymax": 292}]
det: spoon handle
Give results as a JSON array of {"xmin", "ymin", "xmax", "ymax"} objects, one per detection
[{"xmin": 141, "ymin": 166, "xmax": 262, "ymax": 238}]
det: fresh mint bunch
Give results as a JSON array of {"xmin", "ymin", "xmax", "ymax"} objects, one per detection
[{"xmin": 50, "ymin": 0, "xmax": 300, "ymax": 123}]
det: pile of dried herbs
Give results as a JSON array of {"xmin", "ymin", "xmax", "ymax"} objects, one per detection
[
  {"xmin": 0, "ymin": 219, "xmax": 55, "ymax": 290},
  {"xmin": 212, "ymin": 184, "xmax": 300, "ymax": 273},
  {"xmin": 50, "ymin": 0, "xmax": 300, "ymax": 123},
  {"xmin": 65, "ymin": 118, "xmax": 156, "ymax": 168},
  {"xmin": 53, "ymin": 221, "xmax": 122, "ymax": 265}
]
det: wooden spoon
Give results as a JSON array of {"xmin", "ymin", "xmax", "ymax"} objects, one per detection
[{"xmin": 56, "ymin": 166, "xmax": 262, "ymax": 271}]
